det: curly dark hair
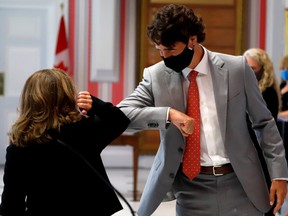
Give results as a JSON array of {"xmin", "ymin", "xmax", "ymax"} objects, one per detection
[{"xmin": 147, "ymin": 4, "xmax": 206, "ymax": 47}]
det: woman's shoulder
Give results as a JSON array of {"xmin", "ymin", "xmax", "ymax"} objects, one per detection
[
  {"xmin": 263, "ymin": 86, "xmax": 277, "ymax": 94},
  {"xmin": 262, "ymin": 86, "xmax": 278, "ymax": 101}
]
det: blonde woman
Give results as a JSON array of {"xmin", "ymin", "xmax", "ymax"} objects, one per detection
[
  {"xmin": 244, "ymin": 48, "xmax": 281, "ymax": 121},
  {"xmin": 0, "ymin": 68, "xmax": 130, "ymax": 216}
]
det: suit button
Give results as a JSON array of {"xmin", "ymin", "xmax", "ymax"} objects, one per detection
[
  {"xmin": 169, "ymin": 173, "xmax": 175, "ymax": 178},
  {"xmin": 178, "ymin": 147, "xmax": 183, "ymax": 153},
  {"xmin": 147, "ymin": 122, "xmax": 159, "ymax": 128}
]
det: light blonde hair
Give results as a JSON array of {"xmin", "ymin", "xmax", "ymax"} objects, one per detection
[
  {"xmin": 10, "ymin": 68, "xmax": 82, "ymax": 147},
  {"xmin": 280, "ymin": 55, "xmax": 288, "ymax": 70},
  {"xmin": 243, "ymin": 48, "xmax": 281, "ymax": 110}
]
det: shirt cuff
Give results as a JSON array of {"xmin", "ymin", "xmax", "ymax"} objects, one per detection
[{"xmin": 166, "ymin": 107, "xmax": 171, "ymax": 128}]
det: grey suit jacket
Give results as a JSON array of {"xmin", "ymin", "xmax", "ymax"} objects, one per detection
[{"xmin": 117, "ymin": 50, "xmax": 288, "ymax": 216}]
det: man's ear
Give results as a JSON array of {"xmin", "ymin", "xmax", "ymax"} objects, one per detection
[{"xmin": 188, "ymin": 36, "xmax": 197, "ymax": 47}]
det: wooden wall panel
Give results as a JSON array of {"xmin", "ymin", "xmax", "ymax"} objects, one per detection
[{"xmin": 194, "ymin": 8, "xmax": 235, "ymax": 27}]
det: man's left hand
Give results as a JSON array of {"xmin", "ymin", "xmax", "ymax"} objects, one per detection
[{"xmin": 270, "ymin": 179, "xmax": 287, "ymax": 214}]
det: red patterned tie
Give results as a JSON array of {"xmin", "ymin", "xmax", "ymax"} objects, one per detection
[{"xmin": 182, "ymin": 70, "xmax": 201, "ymax": 180}]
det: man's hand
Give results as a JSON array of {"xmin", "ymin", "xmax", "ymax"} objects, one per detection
[
  {"xmin": 168, "ymin": 108, "xmax": 195, "ymax": 136},
  {"xmin": 270, "ymin": 180, "xmax": 287, "ymax": 214},
  {"xmin": 77, "ymin": 91, "xmax": 92, "ymax": 115}
]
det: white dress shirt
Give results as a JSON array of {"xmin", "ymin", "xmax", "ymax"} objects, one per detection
[{"xmin": 182, "ymin": 47, "xmax": 230, "ymax": 166}]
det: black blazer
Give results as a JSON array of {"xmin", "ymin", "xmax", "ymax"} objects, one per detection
[{"xmin": 0, "ymin": 96, "xmax": 130, "ymax": 216}]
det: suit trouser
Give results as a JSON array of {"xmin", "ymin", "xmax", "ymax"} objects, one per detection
[{"xmin": 172, "ymin": 168, "xmax": 263, "ymax": 216}]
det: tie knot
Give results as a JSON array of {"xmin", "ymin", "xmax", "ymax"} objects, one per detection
[{"xmin": 189, "ymin": 70, "xmax": 198, "ymax": 81}]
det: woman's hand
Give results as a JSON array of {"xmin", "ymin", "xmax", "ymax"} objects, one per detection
[{"xmin": 77, "ymin": 91, "xmax": 92, "ymax": 115}]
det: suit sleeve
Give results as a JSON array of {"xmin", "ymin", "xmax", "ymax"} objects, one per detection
[
  {"xmin": 244, "ymin": 58, "xmax": 288, "ymax": 179},
  {"xmin": 117, "ymin": 67, "xmax": 169, "ymax": 130}
]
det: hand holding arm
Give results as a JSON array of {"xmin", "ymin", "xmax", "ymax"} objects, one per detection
[
  {"xmin": 168, "ymin": 108, "xmax": 194, "ymax": 137},
  {"xmin": 77, "ymin": 91, "xmax": 92, "ymax": 115}
]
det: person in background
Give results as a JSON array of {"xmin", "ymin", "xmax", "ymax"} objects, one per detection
[
  {"xmin": 244, "ymin": 48, "xmax": 281, "ymax": 216},
  {"xmin": 276, "ymin": 55, "xmax": 288, "ymax": 166},
  {"xmin": 278, "ymin": 55, "xmax": 288, "ymax": 118},
  {"xmin": 276, "ymin": 54, "xmax": 288, "ymax": 216},
  {"xmin": 117, "ymin": 4, "xmax": 288, "ymax": 216},
  {"xmin": 0, "ymin": 68, "xmax": 130, "ymax": 216},
  {"xmin": 244, "ymin": 48, "xmax": 281, "ymax": 121}
]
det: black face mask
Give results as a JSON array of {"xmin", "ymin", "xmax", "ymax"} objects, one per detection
[
  {"xmin": 162, "ymin": 46, "xmax": 194, "ymax": 73},
  {"xmin": 254, "ymin": 68, "xmax": 264, "ymax": 81}
]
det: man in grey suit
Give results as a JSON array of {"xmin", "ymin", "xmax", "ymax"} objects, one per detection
[{"xmin": 117, "ymin": 4, "xmax": 288, "ymax": 216}]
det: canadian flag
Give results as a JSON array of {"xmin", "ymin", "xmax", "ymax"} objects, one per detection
[{"xmin": 54, "ymin": 15, "xmax": 69, "ymax": 73}]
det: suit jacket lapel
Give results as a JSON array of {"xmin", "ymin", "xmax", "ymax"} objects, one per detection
[
  {"xmin": 165, "ymin": 69, "xmax": 186, "ymax": 113},
  {"xmin": 208, "ymin": 51, "xmax": 228, "ymax": 143}
]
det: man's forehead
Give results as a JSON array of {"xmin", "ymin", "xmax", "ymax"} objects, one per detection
[{"xmin": 155, "ymin": 44, "xmax": 172, "ymax": 49}]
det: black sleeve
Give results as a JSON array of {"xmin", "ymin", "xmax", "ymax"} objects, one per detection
[
  {"xmin": 85, "ymin": 95, "xmax": 130, "ymax": 152},
  {"xmin": 262, "ymin": 87, "xmax": 279, "ymax": 122},
  {"xmin": 0, "ymin": 145, "xmax": 27, "ymax": 215}
]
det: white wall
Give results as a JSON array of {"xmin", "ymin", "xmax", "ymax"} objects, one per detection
[
  {"xmin": 0, "ymin": 0, "xmax": 68, "ymax": 164},
  {"xmin": 266, "ymin": 0, "xmax": 286, "ymax": 82}
]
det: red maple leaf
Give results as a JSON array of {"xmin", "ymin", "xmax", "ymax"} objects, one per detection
[{"xmin": 54, "ymin": 61, "xmax": 68, "ymax": 73}]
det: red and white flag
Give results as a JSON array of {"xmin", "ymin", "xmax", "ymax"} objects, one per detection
[{"xmin": 54, "ymin": 15, "xmax": 69, "ymax": 73}]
